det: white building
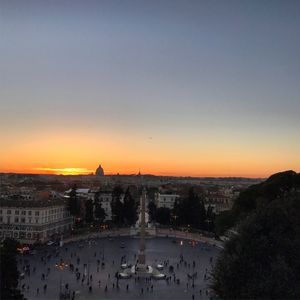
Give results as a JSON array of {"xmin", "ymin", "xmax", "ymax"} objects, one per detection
[
  {"xmin": 155, "ymin": 192, "xmax": 180, "ymax": 210},
  {"xmin": 94, "ymin": 191, "xmax": 125, "ymax": 221},
  {"xmin": 0, "ymin": 198, "xmax": 73, "ymax": 244},
  {"xmin": 95, "ymin": 191, "xmax": 113, "ymax": 221}
]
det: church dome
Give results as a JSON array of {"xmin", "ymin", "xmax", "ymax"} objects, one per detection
[{"xmin": 95, "ymin": 164, "xmax": 104, "ymax": 176}]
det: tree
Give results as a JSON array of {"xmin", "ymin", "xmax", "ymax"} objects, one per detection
[
  {"xmin": 156, "ymin": 207, "xmax": 171, "ymax": 225},
  {"xmin": 148, "ymin": 201, "xmax": 157, "ymax": 222},
  {"xmin": 85, "ymin": 199, "xmax": 94, "ymax": 223},
  {"xmin": 111, "ymin": 186, "xmax": 124, "ymax": 226},
  {"xmin": 123, "ymin": 188, "xmax": 137, "ymax": 226},
  {"xmin": 206, "ymin": 204, "xmax": 215, "ymax": 232},
  {"xmin": 68, "ymin": 184, "xmax": 80, "ymax": 217},
  {"xmin": 211, "ymin": 192, "xmax": 300, "ymax": 299},
  {"xmin": 215, "ymin": 170, "xmax": 300, "ymax": 235},
  {"xmin": 94, "ymin": 199, "xmax": 106, "ymax": 224},
  {"xmin": 174, "ymin": 188, "xmax": 207, "ymax": 229},
  {"xmin": 0, "ymin": 239, "xmax": 26, "ymax": 300},
  {"xmin": 214, "ymin": 210, "xmax": 235, "ymax": 236}
]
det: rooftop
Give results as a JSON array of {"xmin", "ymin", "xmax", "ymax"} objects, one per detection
[{"xmin": 0, "ymin": 198, "xmax": 67, "ymax": 208}]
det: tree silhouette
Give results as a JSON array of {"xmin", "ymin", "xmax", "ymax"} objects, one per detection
[
  {"xmin": 215, "ymin": 170, "xmax": 300, "ymax": 235},
  {"xmin": 173, "ymin": 188, "xmax": 206, "ymax": 229},
  {"xmin": 68, "ymin": 184, "xmax": 80, "ymax": 217},
  {"xmin": 94, "ymin": 193, "xmax": 106, "ymax": 224},
  {"xmin": 85, "ymin": 199, "xmax": 94, "ymax": 223},
  {"xmin": 148, "ymin": 201, "xmax": 157, "ymax": 222},
  {"xmin": 111, "ymin": 186, "xmax": 124, "ymax": 226},
  {"xmin": 212, "ymin": 192, "xmax": 300, "ymax": 299},
  {"xmin": 0, "ymin": 239, "xmax": 26, "ymax": 300},
  {"xmin": 156, "ymin": 207, "xmax": 171, "ymax": 225},
  {"xmin": 123, "ymin": 188, "xmax": 137, "ymax": 226}
]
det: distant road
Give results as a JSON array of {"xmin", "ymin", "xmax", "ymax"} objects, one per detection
[{"xmin": 64, "ymin": 227, "xmax": 223, "ymax": 249}]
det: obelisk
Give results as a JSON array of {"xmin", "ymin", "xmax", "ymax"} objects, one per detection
[{"xmin": 138, "ymin": 188, "xmax": 146, "ymax": 265}]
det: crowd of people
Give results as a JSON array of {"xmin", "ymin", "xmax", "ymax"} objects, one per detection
[{"xmin": 18, "ymin": 238, "xmax": 216, "ymax": 300}]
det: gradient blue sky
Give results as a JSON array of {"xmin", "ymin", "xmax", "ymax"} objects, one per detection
[{"xmin": 1, "ymin": 0, "xmax": 300, "ymax": 177}]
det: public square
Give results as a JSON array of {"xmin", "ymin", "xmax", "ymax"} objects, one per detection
[{"xmin": 18, "ymin": 236, "xmax": 220, "ymax": 300}]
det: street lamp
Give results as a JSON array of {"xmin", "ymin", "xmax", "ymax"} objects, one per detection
[
  {"xmin": 86, "ymin": 258, "xmax": 91, "ymax": 286},
  {"xmin": 55, "ymin": 261, "xmax": 69, "ymax": 300}
]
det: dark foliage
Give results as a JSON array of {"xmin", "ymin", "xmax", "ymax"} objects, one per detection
[
  {"xmin": 156, "ymin": 207, "xmax": 172, "ymax": 225},
  {"xmin": 94, "ymin": 196, "xmax": 106, "ymax": 224},
  {"xmin": 123, "ymin": 188, "xmax": 137, "ymax": 226},
  {"xmin": 148, "ymin": 201, "xmax": 157, "ymax": 222},
  {"xmin": 68, "ymin": 184, "xmax": 80, "ymax": 216},
  {"xmin": 173, "ymin": 188, "xmax": 206, "ymax": 229},
  {"xmin": 212, "ymin": 191, "xmax": 300, "ymax": 299},
  {"xmin": 111, "ymin": 186, "xmax": 125, "ymax": 226},
  {"xmin": 216, "ymin": 170, "xmax": 300, "ymax": 235},
  {"xmin": 0, "ymin": 239, "xmax": 26, "ymax": 300},
  {"xmin": 85, "ymin": 199, "xmax": 94, "ymax": 223}
]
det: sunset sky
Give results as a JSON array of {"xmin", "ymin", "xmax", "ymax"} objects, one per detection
[{"xmin": 1, "ymin": 0, "xmax": 300, "ymax": 177}]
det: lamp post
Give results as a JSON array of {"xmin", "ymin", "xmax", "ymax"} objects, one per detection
[
  {"xmin": 102, "ymin": 243, "xmax": 105, "ymax": 261},
  {"xmin": 55, "ymin": 261, "xmax": 68, "ymax": 300},
  {"xmin": 87, "ymin": 260, "xmax": 90, "ymax": 285}
]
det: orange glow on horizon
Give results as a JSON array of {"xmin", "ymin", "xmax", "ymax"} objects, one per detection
[
  {"xmin": 0, "ymin": 128, "xmax": 299, "ymax": 179},
  {"xmin": 35, "ymin": 167, "xmax": 94, "ymax": 175},
  {"xmin": 0, "ymin": 165, "xmax": 295, "ymax": 178}
]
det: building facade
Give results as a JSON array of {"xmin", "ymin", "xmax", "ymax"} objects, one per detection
[
  {"xmin": 0, "ymin": 199, "xmax": 73, "ymax": 244},
  {"xmin": 155, "ymin": 192, "xmax": 180, "ymax": 210}
]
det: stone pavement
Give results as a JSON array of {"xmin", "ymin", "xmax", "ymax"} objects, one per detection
[{"xmin": 18, "ymin": 237, "xmax": 219, "ymax": 300}]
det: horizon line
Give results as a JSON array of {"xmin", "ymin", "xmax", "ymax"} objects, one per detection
[{"xmin": 0, "ymin": 171, "xmax": 269, "ymax": 179}]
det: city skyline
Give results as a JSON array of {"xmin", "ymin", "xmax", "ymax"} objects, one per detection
[{"xmin": 1, "ymin": 0, "xmax": 300, "ymax": 177}]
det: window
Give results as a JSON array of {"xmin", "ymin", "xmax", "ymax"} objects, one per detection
[
  {"xmin": 22, "ymin": 211, "xmax": 26, "ymax": 215},
  {"xmin": 35, "ymin": 211, "xmax": 39, "ymax": 216},
  {"xmin": 0, "ymin": 217, "xmax": 2, "ymax": 222},
  {"xmin": 15, "ymin": 210, "xmax": 19, "ymax": 215},
  {"xmin": 7, "ymin": 210, "xmax": 11, "ymax": 215},
  {"xmin": 14, "ymin": 217, "xmax": 19, "ymax": 223},
  {"xmin": 0, "ymin": 210, "xmax": 2, "ymax": 214},
  {"xmin": 7, "ymin": 216, "xmax": 11, "ymax": 224},
  {"xmin": 35, "ymin": 218, "xmax": 38, "ymax": 224},
  {"xmin": 28, "ymin": 211, "xmax": 32, "ymax": 216},
  {"xmin": 28, "ymin": 218, "xmax": 32, "ymax": 223},
  {"xmin": 21, "ymin": 218, "xmax": 25, "ymax": 223}
]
